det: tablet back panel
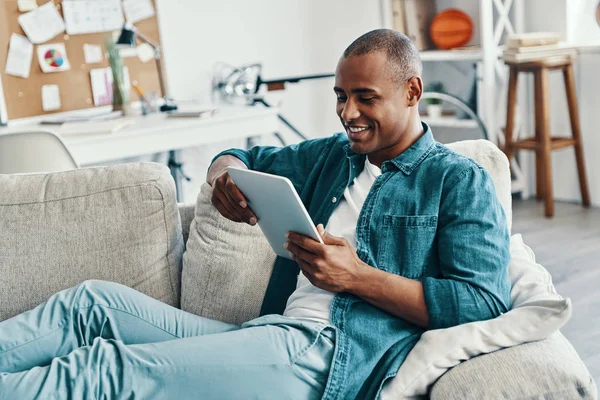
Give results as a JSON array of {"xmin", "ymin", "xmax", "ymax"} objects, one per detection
[{"xmin": 227, "ymin": 168, "xmax": 322, "ymax": 260}]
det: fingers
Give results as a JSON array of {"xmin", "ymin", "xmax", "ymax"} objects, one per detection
[
  {"xmin": 296, "ymin": 259, "xmax": 317, "ymax": 282},
  {"xmin": 213, "ymin": 185, "xmax": 246, "ymax": 221},
  {"xmin": 223, "ymin": 178, "xmax": 258, "ymax": 224},
  {"xmin": 212, "ymin": 172, "xmax": 258, "ymax": 225},
  {"xmin": 320, "ymin": 229, "xmax": 346, "ymax": 246},
  {"xmin": 286, "ymin": 232, "xmax": 324, "ymax": 254},
  {"xmin": 211, "ymin": 195, "xmax": 242, "ymax": 222},
  {"xmin": 285, "ymin": 241, "xmax": 317, "ymax": 263}
]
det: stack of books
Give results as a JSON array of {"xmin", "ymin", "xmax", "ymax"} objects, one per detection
[{"xmin": 502, "ymin": 32, "xmax": 577, "ymax": 63}]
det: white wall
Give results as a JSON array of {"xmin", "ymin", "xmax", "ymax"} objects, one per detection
[
  {"xmin": 154, "ymin": 0, "xmax": 382, "ymax": 202},
  {"xmin": 523, "ymin": 0, "xmax": 600, "ymax": 206}
]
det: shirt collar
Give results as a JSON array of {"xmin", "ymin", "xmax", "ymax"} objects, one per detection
[{"xmin": 343, "ymin": 122, "xmax": 435, "ymax": 175}]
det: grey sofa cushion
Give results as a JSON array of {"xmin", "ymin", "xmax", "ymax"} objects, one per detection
[
  {"xmin": 0, "ymin": 162, "xmax": 183, "ymax": 321},
  {"xmin": 178, "ymin": 202, "xmax": 195, "ymax": 247},
  {"xmin": 181, "ymin": 183, "xmax": 276, "ymax": 325},
  {"xmin": 430, "ymin": 331, "xmax": 597, "ymax": 399}
]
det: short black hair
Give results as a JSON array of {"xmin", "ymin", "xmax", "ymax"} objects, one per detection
[{"xmin": 343, "ymin": 29, "xmax": 422, "ymax": 86}]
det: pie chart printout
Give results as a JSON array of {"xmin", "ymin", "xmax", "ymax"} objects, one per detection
[{"xmin": 44, "ymin": 49, "xmax": 64, "ymax": 68}]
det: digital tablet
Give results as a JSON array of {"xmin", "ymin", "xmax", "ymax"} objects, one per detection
[{"xmin": 227, "ymin": 167, "xmax": 323, "ymax": 259}]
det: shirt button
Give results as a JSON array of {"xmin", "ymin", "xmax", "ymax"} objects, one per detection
[{"xmin": 331, "ymin": 197, "xmax": 337, "ymax": 203}]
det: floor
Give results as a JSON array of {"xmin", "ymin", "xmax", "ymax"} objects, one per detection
[{"xmin": 512, "ymin": 199, "xmax": 600, "ymax": 385}]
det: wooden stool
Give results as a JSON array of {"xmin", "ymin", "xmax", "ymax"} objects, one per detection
[{"xmin": 504, "ymin": 56, "xmax": 591, "ymax": 217}]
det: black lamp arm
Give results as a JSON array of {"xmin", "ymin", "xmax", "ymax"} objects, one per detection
[{"xmin": 258, "ymin": 73, "xmax": 335, "ymax": 88}]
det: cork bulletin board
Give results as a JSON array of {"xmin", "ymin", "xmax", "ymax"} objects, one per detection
[{"xmin": 0, "ymin": 0, "xmax": 162, "ymax": 120}]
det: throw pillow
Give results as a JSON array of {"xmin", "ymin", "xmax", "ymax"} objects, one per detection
[
  {"xmin": 380, "ymin": 234, "xmax": 572, "ymax": 399},
  {"xmin": 181, "ymin": 183, "xmax": 277, "ymax": 325}
]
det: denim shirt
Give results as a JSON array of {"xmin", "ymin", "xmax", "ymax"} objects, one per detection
[{"xmin": 213, "ymin": 124, "xmax": 511, "ymax": 399}]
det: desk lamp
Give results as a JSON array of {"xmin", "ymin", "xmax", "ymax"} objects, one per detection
[
  {"xmin": 117, "ymin": 24, "xmax": 187, "ymax": 200},
  {"xmin": 212, "ymin": 62, "xmax": 334, "ymax": 144},
  {"xmin": 116, "ymin": 23, "xmax": 178, "ymax": 113}
]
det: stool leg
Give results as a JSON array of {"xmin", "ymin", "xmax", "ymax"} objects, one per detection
[
  {"xmin": 533, "ymin": 72, "xmax": 544, "ymax": 201},
  {"xmin": 563, "ymin": 63, "xmax": 591, "ymax": 207},
  {"xmin": 535, "ymin": 68, "xmax": 554, "ymax": 217},
  {"xmin": 504, "ymin": 67, "xmax": 519, "ymax": 167}
]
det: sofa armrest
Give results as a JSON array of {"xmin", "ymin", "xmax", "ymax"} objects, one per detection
[
  {"xmin": 178, "ymin": 202, "xmax": 196, "ymax": 248},
  {"xmin": 430, "ymin": 331, "xmax": 597, "ymax": 399}
]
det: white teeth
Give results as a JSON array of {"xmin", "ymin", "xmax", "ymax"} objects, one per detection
[{"xmin": 348, "ymin": 126, "xmax": 368, "ymax": 133}]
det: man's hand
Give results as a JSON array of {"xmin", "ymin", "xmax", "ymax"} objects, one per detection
[
  {"xmin": 211, "ymin": 171, "xmax": 258, "ymax": 225},
  {"xmin": 285, "ymin": 225, "xmax": 365, "ymax": 292}
]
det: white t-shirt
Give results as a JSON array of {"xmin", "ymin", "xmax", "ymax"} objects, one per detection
[{"xmin": 282, "ymin": 158, "xmax": 382, "ymax": 324}]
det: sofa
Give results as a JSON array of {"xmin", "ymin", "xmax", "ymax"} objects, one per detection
[{"xmin": 0, "ymin": 140, "xmax": 596, "ymax": 399}]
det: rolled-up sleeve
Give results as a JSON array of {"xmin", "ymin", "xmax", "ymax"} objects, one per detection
[
  {"xmin": 423, "ymin": 165, "xmax": 511, "ymax": 330},
  {"xmin": 211, "ymin": 135, "xmax": 338, "ymax": 192}
]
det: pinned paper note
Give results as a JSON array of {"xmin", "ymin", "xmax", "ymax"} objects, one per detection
[
  {"xmin": 17, "ymin": 0, "xmax": 38, "ymax": 12},
  {"xmin": 42, "ymin": 85, "xmax": 61, "ymax": 111},
  {"xmin": 123, "ymin": 0, "xmax": 155, "ymax": 24},
  {"xmin": 83, "ymin": 44, "xmax": 104, "ymax": 64},
  {"xmin": 136, "ymin": 43, "xmax": 155, "ymax": 63},
  {"xmin": 4, "ymin": 34, "xmax": 33, "ymax": 78},
  {"xmin": 37, "ymin": 43, "xmax": 71, "ymax": 73},
  {"xmin": 119, "ymin": 47, "xmax": 138, "ymax": 59},
  {"xmin": 90, "ymin": 67, "xmax": 131, "ymax": 106},
  {"xmin": 62, "ymin": 0, "xmax": 124, "ymax": 35},
  {"xmin": 18, "ymin": 2, "xmax": 65, "ymax": 44}
]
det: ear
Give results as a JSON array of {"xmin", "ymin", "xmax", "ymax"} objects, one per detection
[{"xmin": 406, "ymin": 76, "xmax": 423, "ymax": 107}]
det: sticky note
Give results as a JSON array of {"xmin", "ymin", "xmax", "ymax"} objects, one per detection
[
  {"xmin": 83, "ymin": 44, "xmax": 104, "ymax": 64},
  {"xmin": 42, "ymin": 85, "xmax": 61, "ymax": 111},
  {"xmin": 4, "ymin": 33, "xmax": 33, "ymax": 78},
  {"xmin": 37, "ymin": 43, "xmax": 71, "ymax": 73},
  {"xmin": 136, "ymin": 43, "xmax": 155, "ymax": 63},
  {"xmin": 17, "ymin": 0, "xmax": 38, "ymax": 12}
]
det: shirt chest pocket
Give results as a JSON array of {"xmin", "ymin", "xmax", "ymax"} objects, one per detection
[{"xmin": 377, "ymin": 215, "xmax": 438, "ymax": 279}]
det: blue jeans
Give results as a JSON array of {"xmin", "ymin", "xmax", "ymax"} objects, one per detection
[{"xmin": 0, "ymin": 280, "xmax": 335, "ymax": 399}]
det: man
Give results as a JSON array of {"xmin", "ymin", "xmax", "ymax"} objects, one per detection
[{"xmin": 0, "ymin": 29, "xmax": 510, "ymax": 399}]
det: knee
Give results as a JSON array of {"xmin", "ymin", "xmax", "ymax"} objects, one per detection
[{"xmin": 73, "ymin": 280, "xmax": 121, "ymax": 308}]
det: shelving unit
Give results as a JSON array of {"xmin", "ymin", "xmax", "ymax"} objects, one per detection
[
  {"xmin": 380, "ymin": 0, "xmax": 527, "ymax": 194},
  {"xmin": 422, "ymin": 116, "xmax": 478, "ymax": 129},
  {"xmin": 419, "ymin": 48, "xmax": 483, "ymax": 62}
]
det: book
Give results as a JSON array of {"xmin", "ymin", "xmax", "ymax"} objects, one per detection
[
  {"xmin": 502, "ymin": 48, "xmax": 577, "ymax": 63},
  {"xmin": 403, "ymin": 0, "xmax": 436, "ymax": 50},
  {"xmin": 166, "ymin": 108, "xmax": 218, "ymax": 119},
  {"xmin": 503, "ymin": 42, "xmax": 574, "ymax": 54},
  {"xmin": 56, "ymin": 119, "xmax": 134, "ymax": 136},
  {"xmin": 502, "ymin": 52, "xmax": 577, "ymax": 64},
  {"xmin": 505, "ymin": 32, "xmax": 561, "ymax": 48},
  {"xmin": 40, "ymin": 110, "xmax": 124, "ymax": 125},
  {"xmin": 391, "ymin": 0, "xmax": 406, "ymax": 34}
]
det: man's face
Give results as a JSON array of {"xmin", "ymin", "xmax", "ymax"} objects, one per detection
[{"xmin": 334, "ymin": 51, "xmax": 416, "ymax": 165}]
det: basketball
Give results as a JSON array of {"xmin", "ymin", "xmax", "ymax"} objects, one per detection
[{"xmin": 430, "ymin": 9, "xmax": 474, "ymax": 50}]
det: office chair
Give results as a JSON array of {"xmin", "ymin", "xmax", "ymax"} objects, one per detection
[{"xmin": 0, "ymin": 131, "xmax": 79, "ymax": 174}]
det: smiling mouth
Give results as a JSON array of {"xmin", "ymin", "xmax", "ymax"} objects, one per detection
[{"xmin": 346, "ymin": 125, "xmax": 371, "ymax": 140}]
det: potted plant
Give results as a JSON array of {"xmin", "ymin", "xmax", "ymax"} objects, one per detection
[
  {"xmin": 424, "ymin": 81, "xmax": 445, "ymax": 119},
  {"xmin": 105, "ymin": 37, "xmax": 130, "ymax": 114}
]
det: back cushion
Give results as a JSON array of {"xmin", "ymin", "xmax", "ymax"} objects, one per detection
[
  {"xmin": 446, "ymin": 140, "xmax": 512, "ymax": 232},
  {"xmin": 182, "ymin": 183, "xmax": 276, "ymax": 325},
  {"xmin": 0, "ymin": 163, "xmax": 183, "ymax": 321}
]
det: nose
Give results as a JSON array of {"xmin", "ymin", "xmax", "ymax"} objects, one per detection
[{"xmin": 340, "ymin": 98, "xmax": 360, "ymax": 122}]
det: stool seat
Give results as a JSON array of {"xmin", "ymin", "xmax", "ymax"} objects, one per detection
[{"xmin": 503, "ymin": 55, "xmax": 590, "ymax": 217}]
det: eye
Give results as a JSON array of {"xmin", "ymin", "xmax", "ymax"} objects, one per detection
[
  {"xmin": 336, "ymin": 95, "xmax": 347, "ymax": 103},
  {"xmin": 360, "ymin": 97, "xmax": 375, "ymax": 104}
]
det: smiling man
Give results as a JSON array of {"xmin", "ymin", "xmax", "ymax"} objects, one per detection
[
  {"xmin": 0, "ymin": 29, "xmax": 510, "ymax": 400},
  {"xmin": 208, "ymin": 29, "xmax": 511, "ymax": 399}
]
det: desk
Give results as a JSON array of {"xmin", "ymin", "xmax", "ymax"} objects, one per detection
[
  {"xmin": 62, "ymin": 106, "xmax": 279, "ymax": 165},
  {"xmin": 2, "ymin": 106, "xmax": 280, "ymax": 200}
]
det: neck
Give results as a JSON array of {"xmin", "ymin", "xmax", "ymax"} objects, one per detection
[{"xmin": 368, "ymin": 112, "xmax": 424, "ymax": 168}]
